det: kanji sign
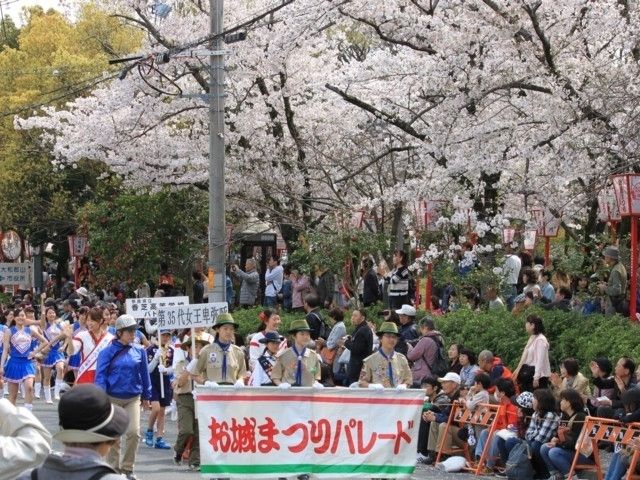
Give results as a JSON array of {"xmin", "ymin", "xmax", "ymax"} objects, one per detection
[
  {"xmin": 0, "ymin": 262, "xmax": 32, "ymax": 286},
  {"xmin": 157, "ymin": 302, "xmax": 228, "ymax": 330},
  {"xmin": 125, "ymin": 296, "xmax": 189, "ymax": 319},
  {"xmin": 195, "ymin": 387, "xmax": 423, "ymax": 478}
]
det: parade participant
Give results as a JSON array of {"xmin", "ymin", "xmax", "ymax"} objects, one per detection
[
  {"xmin": 250, "ymin": 331, "xmax": 284, "ymax": 386},
  {"xmin": 24, "ymin": 306, "xmax": 43, "ymax": 400},
  {"xmin": 39, "ymin": 302, "xmax": 66, "ymax": 403},
  {"xmin": 67, "ymin": 306, "xmax": 89, "ymax": 377},
  {"xmin": 248, "ymin": 310, "xmax": 286, "ymax": 370},
  {"xmin": 0, "ymin": 309, "xmax": 49, "ymax": 408},
  {"xmin": 271, "ymin": 319, "xmax": 322, "ymax": 388},
  {"xmin": 0, "ymin": 396, "xmax": 51, "ymax": 479},
  {"xmin": 95, "ymin": 314, "xmax": 152, "ymax": 480},
  {"xmin": 173, "ymin": 333, "xmax": 209, "ymax": 471},
  {"xmin": 191, "ymin": 313, "xmax": 246, "ymax": 387},
  {"xmin": 66, "ymin": 307, "xmax": 114, "ymax": 384},
  {"xmin": 358, "ymin": 321, "xmax": 412, "ymax": 389},
  {"xmin": 144, "ymin": 331, "xmax": 174, "ymax": 450},
  {"xmin": 0, "ymin": 315, "xmax": 7, "ymax": 396},
  {"xmin": 17, "ymin": 384, "xmax": 128, "ymax": 480}
]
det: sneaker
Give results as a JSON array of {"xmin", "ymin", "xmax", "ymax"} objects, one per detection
[
  {"xmin": 173, "ymin": 453, "xmax": 182, "ymax": 465},
  {"xmin": 154, "ymin": 437, "xmax": 171, "ymax": 449},
  {"xmin": 416, "ymin": 453, "xmax": 429, "ymax": 464},
  {"xmin": 188, "ymin": 464, "xmax": 200, "ymax": 472},
  {"xmin": 144, "ymin": 429, "xmax": 154, "ymax": 447}
]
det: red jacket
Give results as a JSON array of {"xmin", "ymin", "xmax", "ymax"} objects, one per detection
[
  {"xmin": 495, "ymin": 397, "xmax": 518, "ymax": 430},
  {"xmin": 487, "ymin": 356, "xmax": 512, "ymax": 394}
]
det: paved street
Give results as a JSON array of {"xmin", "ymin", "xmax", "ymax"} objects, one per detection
[{"xmin": 26, "ymin": 398, "xmax": 488, "ymax": 480}]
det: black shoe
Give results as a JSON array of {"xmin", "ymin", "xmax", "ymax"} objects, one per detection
[
  {"xmin": 173, "ymin": 453, "xmax": 182, "ymax": 465},
  {"xmin": 423, "ymin": 454, "xmax": 436, "ymax": 465}
]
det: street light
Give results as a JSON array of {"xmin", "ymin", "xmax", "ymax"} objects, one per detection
[
  {"xmin": 530, "ymin": 208, "xmax": 560, "ymax": 267},
  {"xmin": 611, "ymin": 173, "xmax": 640, "ymax": 320}
]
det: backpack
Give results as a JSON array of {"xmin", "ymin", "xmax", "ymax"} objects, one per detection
[
  {"xmin": 429, "ymin": 335, "xmax": 449, "ymax": 377},
  {"xmin": 31, "ymin": 467, "xmax": 113, "ymax": 480},
  {"xmin": 310, "ymin": 312, "xmax": 329, "ymax": 340},
  {"xmin": 505, "ymin": 440, "xmax": 534, "ymax": 480}
]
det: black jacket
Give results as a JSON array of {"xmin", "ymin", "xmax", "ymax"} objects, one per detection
[
  {"xmin": 345, "ymin": 321, "xmax": 373, "ymax": 384},
  {"xmin": 362, "ymin": 268, "xmax": 380, "ymax": 306}
]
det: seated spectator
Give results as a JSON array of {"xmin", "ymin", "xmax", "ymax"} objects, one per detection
[
  {"xmin": 550, "ymin": 358, "xmax": 591, "ymax": 398},
  {"xmin": 448, "ymin": 343, "xmax": 463, "ymax": 374},
  {"xmin": 473, "ymin": 378, "xmax": 518, "ymax": 469},
  {"xmin": 477, "ymin": 350, "xmax": 512, "ymax": 395},
  {"xmin": 522, "ymin": 268, "xmax": 541, "ymax": 299},
  {"xmin": 0, "ymin": 397, "xmax": 51, "ymax": 479},
  {"xmin": 417, "ymin": 376, "xmax": 450, "ymax": 464},
  {"xmin": 422, "ymin": 372, "xmax": 462, "ymax": 465},
  {"xmin": 540, "ymin": 389, "xmax": 593, "ymax": 480},
  {"xmin": 596, "ymin": 356, "xmax": 637, "ymax": 419},
  {"xmin": 485, "ymin": 286, "xmax": 506, "ymax": 311},
  {"xmin": 604, "ymin": 389, "xmax": 640, "ymax": 480},
  {"xmin": 538, "ymin": 270, "xmax": 555, "ymax": 303},
  {"xmin": 17, "ymin": 383, "xmax": 128, "ymax": 480},
  {"xmin": 586, "ymin": 357, "xmax": 615, "ymax": 415},
  {"xmin": 525, "ymin": 389, "xmax": 561, "ymax": 478},
  {"xmin": 511, "ymin": 291, "xmax": 534, "ymax": 316},
  {"xmin": 540, "ymin": 286, "xmax": 572, "ymax": 312},
  {"xmin": 458, "ymin": 347, "xmax": 481, "ymax": 393}
]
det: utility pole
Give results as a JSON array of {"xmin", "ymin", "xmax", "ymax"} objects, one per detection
[{"xmin": 208, "ymin": 0, "xmax": 226, "ymax": 303}]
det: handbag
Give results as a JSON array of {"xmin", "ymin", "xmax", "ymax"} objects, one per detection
[{"xmin": 320, "ymin": 346, "xmax": 337, "ymax": 365}]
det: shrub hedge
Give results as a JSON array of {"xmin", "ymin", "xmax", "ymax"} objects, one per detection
[{"xmin": 229, "ymin": 306, "xmax": 640, "ymax": 374}]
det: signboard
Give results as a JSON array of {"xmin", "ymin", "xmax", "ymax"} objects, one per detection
[
  {"xmin": 0, "ymin": 262, "xmax": 32, "ymax": 286},
  {"xmin": 195, "ymin": 387, "xmax": 423, "ymax": 478},
  {"xmin": 125, "ymin": 296, "xmax": 189, "ymax": 319},
  {"xmin": 157, "ymin": 302, "xmax": 228, "ymax": 330}
]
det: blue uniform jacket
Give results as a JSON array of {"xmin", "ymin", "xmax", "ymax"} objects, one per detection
[{"xmin": 95, "ymin": 339, "xmax": 152, "ymax": 400}]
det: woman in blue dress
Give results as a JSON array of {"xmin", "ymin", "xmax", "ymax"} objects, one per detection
[
  {"xmin": 0, "ymin": 309, "xmax": 50, "ymax": 409},
  {"xmin": 67, "ymin": 306, "xmax": 88, "ymax": 379},
  {"xmin": 40, "ymin": 304, "xmax": 67, "ymax": 403}
]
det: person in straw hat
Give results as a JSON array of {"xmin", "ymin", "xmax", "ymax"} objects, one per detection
[
  {"xmin": 271, "ymin": 319, "xmax": 322, "ymax": 388},
  {"xmin": 358, "ymin": 321, "xmax": 412, "ymax": 389},
  {"xmin": 17, "ymin": 383, "xmax": 128, "ymax": 480},
  {"xmin": 172, "ymin": 332, "xmax": 212, "ymax": 471},
  {"xmin": 190, "ymin": 313, "xmax": 246, "ymax": 387}
]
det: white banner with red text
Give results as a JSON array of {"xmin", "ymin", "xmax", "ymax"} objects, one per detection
[{"xmin": 195, "ymin": 386, "xmax": 423, "ymax": 478}]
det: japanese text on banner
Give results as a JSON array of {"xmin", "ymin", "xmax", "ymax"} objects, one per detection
[
  {"xmin": 157, "ymin": 302, "xmax": 228, "ymax": 330},
  {"xmin": 125, "ymin": 296, "xmax": 189, "ymax": 319},
  {"xmin": 195, "ymin": 387, "xmax": 423, "ymax": 479}
]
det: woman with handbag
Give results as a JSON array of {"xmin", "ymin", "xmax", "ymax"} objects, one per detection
[
  {"xmin": 513, "ymin": 315, "xmax": 551, "ymax": 391},
  {"xmin": 539, "ymin": 389, "xmax": 593, "ymax": 480}
]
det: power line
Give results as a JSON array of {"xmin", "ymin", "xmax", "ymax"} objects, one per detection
[{"xmin": 0, "ymin": 72, "xmax": 120, "ymax": 118}]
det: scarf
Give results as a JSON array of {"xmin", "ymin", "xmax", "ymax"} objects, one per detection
[
  {"xmin": 215, "ymin": 340, "xmax": 230, "ymax": 381},
  {"xmin": 378, "ymin": 348, "xmax": 395, "ymax": 387},
  {"xmin": 292, "ymin": 344, "xmax": 306, "ymax": 386}
]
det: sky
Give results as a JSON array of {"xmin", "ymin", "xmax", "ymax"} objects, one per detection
[{"xmin": 1, "ymin": 0, "xmax": 66, "ymax": 25}]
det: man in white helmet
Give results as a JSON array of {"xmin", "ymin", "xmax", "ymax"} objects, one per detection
[{"xmin": 95, "ymin": 314, "xmax": 152, "ymax": 480}]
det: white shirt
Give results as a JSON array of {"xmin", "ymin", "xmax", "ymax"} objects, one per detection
[
  {"xmin": 248, "ymin": 331, "xmax": 287, "ymax": 371},
  {"xmin": 265, "ymin": 265, "xmax": 284, "ymax": 297},
  {"xmin": 503, "ymin": 254, "xmax": 521, "ymax": 285}
]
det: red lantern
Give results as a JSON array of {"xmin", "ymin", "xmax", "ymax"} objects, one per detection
[{"xmin": 502, "ymin": 228, "xmax": 516, "ymax": 245}]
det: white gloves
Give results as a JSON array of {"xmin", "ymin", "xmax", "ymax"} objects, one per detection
[
  {"xmin": 158, "ymin": 365, "xmax": 167, "ymax": 374},
  {"xmin": 349, "ymin": 382, "xmax": 360, "ymax": 389},
  {"xmin": 234, "ymin": 379, "xmax": 245, "ymax": 389},
  {"xmin": 396, "ymin": 384, "xmax": 408, "ymax": 390},
  {"xmin": 153, "ymin": 349, "xmax": 162, "ymax": 360},
  {"xmin": 312, "ymin": 381, "xmax": 325, "ymax": 389},
  {"xmin": 204, "ymin": 381, "xmax": 219, "ymax": 388},
  {"xmin": 278, "ymin": 382, "xmax": 292, "ymax": 389},
  {"xmin": 368, "ymin": 383, "xmax": 384, "ymax": 391}
]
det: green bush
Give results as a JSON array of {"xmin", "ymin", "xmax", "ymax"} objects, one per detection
[
  {"xmin": 433, "ymin": 307, "xmax": 640, "ymax": 373},
  {"xmin": 229, "ymin": 306, "xmax": 640, "ymax": 375}
]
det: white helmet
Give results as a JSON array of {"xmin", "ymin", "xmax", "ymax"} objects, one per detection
[{"xmin": 115, "ymin": 314, "xmax": 137, "ymax": 331}]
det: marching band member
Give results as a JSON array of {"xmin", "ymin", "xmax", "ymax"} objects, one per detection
[{"xmin": 0, "ymin": 309, "xmax": 49, "ymax": 409}]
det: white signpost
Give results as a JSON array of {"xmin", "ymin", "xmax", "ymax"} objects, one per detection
[
  {"xmin": 156, "ymin": 302, "xmax": 228, "ymax": 330},
  {"xmin": 0, "ymin": 262, "xmax": 32, "ymax": 287},
  {"xmin": 125, "ymin": 296, "xmax": 190, "ymax": 319}
]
